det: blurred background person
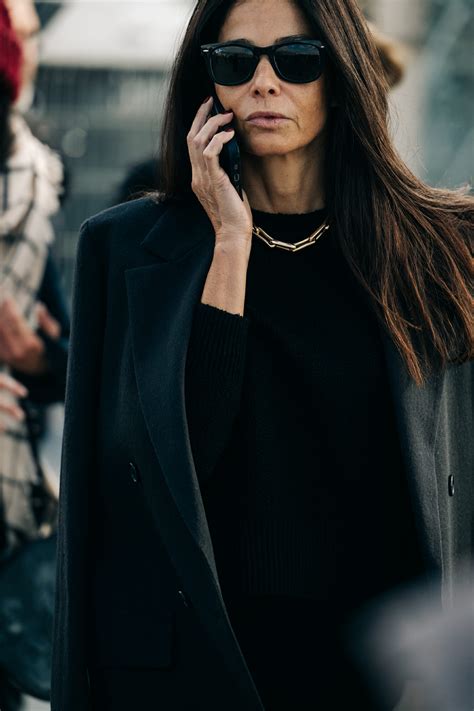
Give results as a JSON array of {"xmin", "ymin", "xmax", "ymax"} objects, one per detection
[
  {"xmin": 5, "ymin": 0, "xmax": 40, "ymax": 112},
  {"xmin": 0, "ymin": 1, "xmax": 69, "ymax": 708},
  {"xmin": 343, "ymin": 561, "xmax": 474, "ymax": 711}
]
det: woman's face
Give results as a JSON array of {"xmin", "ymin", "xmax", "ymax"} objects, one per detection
[{"xmin": 216, "ymin": 0, "xmax": 329, "ymax": 158}]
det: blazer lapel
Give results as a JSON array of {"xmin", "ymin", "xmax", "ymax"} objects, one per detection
[
  {"xmin": 125, "ymin": 199, "xmax": 217, "ymax": 570},
  {"xmin": 379, "ymin": 327, "xmax": 444, "ymax": 575},
  {"xmin": 125, "ymin": 199, "xmax": 265, "ymax": 709}
]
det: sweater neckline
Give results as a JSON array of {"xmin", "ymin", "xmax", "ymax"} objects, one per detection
[{"xmin": 251, "ymin": 206, "xmax": 327, "ymax": 218}]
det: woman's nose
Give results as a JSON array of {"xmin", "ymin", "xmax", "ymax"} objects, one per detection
[{"xmin": 250, "ymin": 56, "xmax": 280, "ymax": 95}]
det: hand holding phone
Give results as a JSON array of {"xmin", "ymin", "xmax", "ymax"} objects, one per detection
[
  {"xmin": 186, "ymin": 94, "xmax": 253, "ymax": 251},
  {"xmin": 209, "ymin": 90, "xmax": 243, "ymax": 201}
]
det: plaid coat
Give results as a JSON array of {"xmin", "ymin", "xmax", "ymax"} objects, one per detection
[{"xmin": 0, "ymin": 110, "xmax": 67, "ymax": 553}]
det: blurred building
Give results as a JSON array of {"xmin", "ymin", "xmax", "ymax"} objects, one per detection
[
  {"xmin": 29, "ymin": 0, "xmax": 194, "ymax": 292},
  {"xmin": 366, "ymin": 0, "xmax": 473, "ymax": 187},
  {"xmin": 26, "ymin": 0, "xmax": 473, "ymax": 297}
]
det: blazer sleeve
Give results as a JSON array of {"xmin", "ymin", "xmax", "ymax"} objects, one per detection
[
  {"xmin": 51, "ymin": 219, "xmax": 105, "ymax": 711},
  {"xmin": 11, "ymin": 247, "xmax": 70, "ymax": 404},
  {"xmin": 184, "ymin": 301, "xmax": 249, "ymax": 485}
]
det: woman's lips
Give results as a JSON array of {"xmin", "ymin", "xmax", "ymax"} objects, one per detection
[{"xmin": 246, "ymin": 116, "xmax": 289, "ymax": 128}]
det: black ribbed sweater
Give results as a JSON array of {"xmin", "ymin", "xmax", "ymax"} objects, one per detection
[{"xmin": 184, "ymin": 207, "xmax": 425, "ymax": 708}]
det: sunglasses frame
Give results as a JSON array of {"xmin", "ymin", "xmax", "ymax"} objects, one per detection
[{"xmin": 200, "ymin": 39, "xmax": 326, "ymax": 86}]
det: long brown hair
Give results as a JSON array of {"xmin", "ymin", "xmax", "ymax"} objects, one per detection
[{"xmin": 156, "ymin": 0, "xmax": 473, "ymax": 386}]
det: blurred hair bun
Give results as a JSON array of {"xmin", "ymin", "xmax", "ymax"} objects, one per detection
[{"xmin": 368, "ymin": 20, "xmax": 407, "ymax": 88}]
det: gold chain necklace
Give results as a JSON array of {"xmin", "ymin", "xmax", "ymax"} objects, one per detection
[{"xmin": 251, "ymin": 217, "xmax": 330, "ymax": 252}]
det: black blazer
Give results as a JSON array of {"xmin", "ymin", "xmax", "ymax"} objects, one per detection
[{"xmin": 51, "ymin": 195, "xmax": 473, "ymax": 711}]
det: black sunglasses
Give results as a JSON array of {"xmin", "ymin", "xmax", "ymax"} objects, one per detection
[{"xmin": 200, "ymin": 39, "xmax": 326, "ymax": 86}]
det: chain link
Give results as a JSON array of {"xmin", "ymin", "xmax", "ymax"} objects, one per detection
[{"xmin": 251, "ymin": 219, "xmax": 330, "ymax": 252}]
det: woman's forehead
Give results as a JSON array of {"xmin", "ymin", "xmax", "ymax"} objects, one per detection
[{"xmin": 218, "ymin": 0, "xmax": 312, "ymax": 44}]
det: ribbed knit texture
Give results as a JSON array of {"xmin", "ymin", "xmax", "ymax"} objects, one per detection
[{"xmin": 184, "ymin": 207, "xmax": 426, "ymax": 707}]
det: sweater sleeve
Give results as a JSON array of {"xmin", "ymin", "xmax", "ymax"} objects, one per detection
[{"xmin": 185, "ymin": 301, "xmax": 250, "ymax": 485}]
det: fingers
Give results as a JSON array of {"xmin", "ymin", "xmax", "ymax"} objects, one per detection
[
  {"xmin": 187, "ymin": 97, "xmax": 234, "ymax": 179},
  {"xmin": 193, "ymin": 106, "xmax": 234, "ymax": 148},
  {"xmin": 0, "ymin": 373, "xmax": 28, "ymax": 432},
  {"xmin": 202, "ymin": 128, "xmax": 236, "ymax": 182},
  {"xmin": 187, "ymin": 95, "xmax": 214, "ymax": 139},
  {"xmin": 0, "ymin": 297, "xmax": 23, "ymax": 342},
  {"xmin": 36, "ymin": 302, "xmax": 61, "ymax": 339},
  {"xmin": 0, "ymin": 397, "xmax": 26, "ymax": 429},
  {"xmin": 188, "ymin": 96, "xmax": 231, "ymax": 141},
  {"xmin": 0, "ymin": 372, "xmax": 28, "ymax": 397}
]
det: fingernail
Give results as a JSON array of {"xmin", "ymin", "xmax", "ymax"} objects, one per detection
[
  {"xmin": 224, "ymin": 127, "xmax": 234, "ymax": 132},
  {"xmin": 202, "ymin": 95, "xmax": 211, "ymax": 103},
  {"xmin": 224, "ymin": 109, "xmax": 233, "ymax": 114}
]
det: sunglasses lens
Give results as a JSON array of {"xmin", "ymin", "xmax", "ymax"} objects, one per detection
[
  {"xmin": 211, "ymin": 45, "xmax": 255, "ymax": 85},
  {"xmin": 274, "ymin": 43, "xmax": 322, "ymax": 82}
]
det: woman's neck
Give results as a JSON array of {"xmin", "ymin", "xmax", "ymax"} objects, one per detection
[{"xmin": 241, "ymin": 136, "xmax": 325, "ymax": 214}]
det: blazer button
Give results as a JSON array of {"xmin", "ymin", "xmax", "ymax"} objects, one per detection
[
  {"xmin": 448, "ymin": 474, "xmax": 454, "ymax": 497},
  {"xmin": 129, "ymin": 461, "xmax": 141, "ymax": 485},
  {"xmin": 178, "ymin": 589, "xmax": 189, "ymax": 608}
]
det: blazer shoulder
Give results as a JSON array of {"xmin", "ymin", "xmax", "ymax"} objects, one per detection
[
  {"xmin": 84, "ymin": 196, "xmax": 172, "ymax": 236},
  {"xmin": 78, "ymin": 195, "xmax": 176, "ymax": 258}
]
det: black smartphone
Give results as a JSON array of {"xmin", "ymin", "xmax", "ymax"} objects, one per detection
[{"xmin": 210, "ymin": 90, "xmax": 243, "ymax": 200}]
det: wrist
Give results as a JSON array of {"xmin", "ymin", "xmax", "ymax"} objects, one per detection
[{"xmin": 214, "ymin": 236, "xmax": 252, "ymax": 261}]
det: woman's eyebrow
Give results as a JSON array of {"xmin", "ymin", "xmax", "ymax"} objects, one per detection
[{"xmin": 229, "ymin": 34, "xmax": 313, "ymax": 45}]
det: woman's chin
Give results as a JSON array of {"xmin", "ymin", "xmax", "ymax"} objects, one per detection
[{"xmin": 243, "ymin": 137, "xmax": 294, "ymax": 158}]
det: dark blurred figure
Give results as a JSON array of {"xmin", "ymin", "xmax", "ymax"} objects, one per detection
[
  {"xmin": 115, "ymin": 155, "xmax": 161, "ymax": 204},
  {"xmin": 342, "ymin": 560, "xmax": 474, "ymax": 711}
]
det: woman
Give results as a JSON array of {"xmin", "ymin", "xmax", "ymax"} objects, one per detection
[{"xmin": 51, "ymin": 0, "xmax": 473, "ymax": 709}]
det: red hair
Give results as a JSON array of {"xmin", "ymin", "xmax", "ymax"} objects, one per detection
[{"xmin": 0, "ymin": 0, "xmax": 22, "ymax": 102}]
